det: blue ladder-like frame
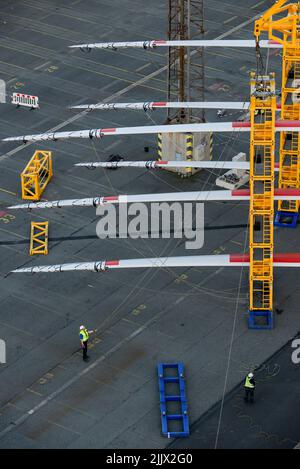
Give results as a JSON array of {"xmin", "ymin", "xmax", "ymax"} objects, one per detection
[
  {"xmin": 274, "ymin": 210, "xmax": 299, "ymax": 228},
  {"xmin": 157, "ymin": 363, "xmax": 189, "ymax": 438},
  {"xmin": 248, "ymin": 310, "xmax": 273, "ymax": 329}
]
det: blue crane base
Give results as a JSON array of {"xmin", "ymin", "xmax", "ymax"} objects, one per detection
[
  {"xmin": 274, "ymin": 210, "xmax": 299, "ymax": 228},
  {"xmin": 248, "ymin": 310, "xmax": 273, "ymax": 330},
  {"xmin": 157, "ymin": 363, "xmax": 190, "ymax": 438}
]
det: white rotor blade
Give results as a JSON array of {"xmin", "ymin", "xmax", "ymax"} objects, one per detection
[
  {"xmin": 69, "ymin": 39, "xmax": 282, "ymax": 50},
  {"xmin": 7, "ymin": 189, "xmax": 300, "ymax": 210},
  {"xmin": 70, "ymin": 101, "xmax": 250, "ymax": 111},
  {"xmin": 3, "ymin": 121, "xmax": 300, "ymax": 143},
  {"xmin": 75, "ymin": 160, "xmax": 251, "ymax": 170},
  {"xmin": 75, "ymin": 160, "xmax": 280, "ymax": 171},
  {"xmin": 11, "ymin": 253, "xmax": 300, "ymax": 274}
]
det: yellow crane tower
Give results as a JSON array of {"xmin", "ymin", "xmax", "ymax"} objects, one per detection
[
  {"xmin": 248, "ymin": 73, "xmax": 276, "ymax": 329},
  {"xmin": 255, "ymin": 0, "xmax": 300, "ymax": 227},
  {"xmin": 247, "ymin": 0, "xmax": 300, "ymax": 328}
]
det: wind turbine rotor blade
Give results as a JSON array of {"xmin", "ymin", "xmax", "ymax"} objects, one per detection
[
  {"xmin": 11, "ymin": 253, "xmax": 300, "ymax": 274},
  {"xmin": 3, "ymin": 121, "xmax": 300, "ymax": 143},
  {"xmin": 10, "ymin": 255, "xmax": 241, "ymax": 273},
  {"xmin": 70, "ymin": 101, "xmax": 251, "ymax": 111},
  {"xmin": 74, "ymin": 160, "xmax": 251, "ymax": 170},
  {"xmin": 8, "ymin": 189, "xmax": 300, "ymax": 210},
  {"xmin": 69, "ymin": 39, "xmax": 282, "ymax": 50},
  {"xmin": 7, "ymin": 191, "xmax": 242, "ymax": 210},
  {"xmin": 75, "ymin": 160, "xmax": 280, "ymax": 171}
]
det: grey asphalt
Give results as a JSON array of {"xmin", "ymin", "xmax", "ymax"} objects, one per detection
[
  {"xmin": 170, "ymin": 333, "xmax": 300, "ymax": 449},
  {"xmin": 0, "ymin": 0, "xmax": 299, "ymax": 449}
]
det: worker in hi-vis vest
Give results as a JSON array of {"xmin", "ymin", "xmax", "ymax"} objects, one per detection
[
  {"xmin": 79, "ymin": 325, "xmax": 94, "ymax": 361},
  {"xmin": 244, "ymin": 372, "xmax": 255, "ymax": 403}
]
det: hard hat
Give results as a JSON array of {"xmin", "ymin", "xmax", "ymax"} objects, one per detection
[
  {"xmin": 80, "ymin": 325, "xmax": 85, "ymax": 330},
  {"xmin": 248, "ymin": 372, "xmax": 254, "ymax": 378}
]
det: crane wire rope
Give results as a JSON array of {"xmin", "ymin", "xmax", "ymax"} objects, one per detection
[{"xmin": 214, "ymin": 62, "xmax": 268, "ymax": 445}]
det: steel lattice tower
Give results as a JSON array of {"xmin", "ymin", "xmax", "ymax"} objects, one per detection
[{"xmin": 167, "ymin": 0, "xmax": 205, "ymax": 123}]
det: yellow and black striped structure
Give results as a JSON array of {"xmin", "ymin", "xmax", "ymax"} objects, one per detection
[
  {"xmin": 210, "ymin": 133, "xmax": 213, "ymax": 160},
  {"xmin": 157, "ymin": 133, "xmax": 163, "ymax": 160},
  {"xmin": 185, "ymin": 132, "xmax": 193, "ymax": 175}
]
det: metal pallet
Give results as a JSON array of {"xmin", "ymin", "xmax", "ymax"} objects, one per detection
[{"xmin": 157, "ymin": 362, "xmax": 189, "ymax": 438}]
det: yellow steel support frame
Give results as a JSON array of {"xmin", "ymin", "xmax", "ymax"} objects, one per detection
[
  {"xmin": 249, "ymin": 73, "xmax": 276, "ymax": 313},
  {"xmin": 278, "ymin": 37, "xmax": 300, "ymax": 213},
  {"xmin": 254, "ymin": 1, "xmax": 300, "ymax": 215},
  {"xmin": 21, "ymin": 150, "xmax": 53, "ymax": 200},
  {"xmin": 30, "ymin": 221, "xmax": 49, "ymax": 256}
]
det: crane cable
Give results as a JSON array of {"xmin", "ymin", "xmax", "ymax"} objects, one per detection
[{"xmin": 255, "ymin": 38, "xmax": 266, "ymax": 86}]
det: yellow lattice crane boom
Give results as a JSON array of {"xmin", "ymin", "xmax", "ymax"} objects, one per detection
[
  {"xmin": 249, "ymin": 73, "xmax": 276, "ymax": 328},
  {"xmin": 255, "ymin": 1, "xmax": 300, "ymax": 226},
  {"xmin": 254, "ymin": 0, "xmax": 299, "ymax": 45}
]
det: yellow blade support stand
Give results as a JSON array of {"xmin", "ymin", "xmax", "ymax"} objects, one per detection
[
  {"xmin": 249, "ymin": 73, "xmax": 276, "ymax": 329},
  {"xmin": 21, "ymin": 150, "xmax": 53, "ymax": 200},
  {"xmin": 30, "ymin": 221, "xmax": 49, "ymax": 256}
]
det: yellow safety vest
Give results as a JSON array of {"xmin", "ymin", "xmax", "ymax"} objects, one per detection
[
  {"xmin": 79, "ymin": 328, "xmax": 89, "ymax": 342},
  {"xmin": 244, "ymin": 375, "xmax": 254, "ymax": 389}
]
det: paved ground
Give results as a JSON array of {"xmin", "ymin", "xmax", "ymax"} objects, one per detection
[
  {"xmin": 170, "ymin": 333, "xmax": 300, "ymax": 449},
  {"xmin": 0, "ymin": 0, "xmax": 299, "ymax": 449}
]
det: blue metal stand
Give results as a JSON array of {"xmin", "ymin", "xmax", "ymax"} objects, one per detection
[
  {"xmin": 274, "ymin": 210, "xmax": 299, "ymax": 228},
  {"xmin": 248, "ymin": 310, "xmax": 273, "ymax": 329},
  {"xmin": 157, "ymin": 363, "xmax": 189, "ymax": 438}
]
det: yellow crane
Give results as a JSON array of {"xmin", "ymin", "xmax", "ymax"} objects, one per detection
[
  {"xmin": 246, "ymin": 1, "xmax": 300, "ymax": 327},
  {"xmin": 249, "ymin": 73, "xmax": 276, "ymax": 327},
  {"xmin": 255, "ymin": 0, "xmax": 300, "ymax": 226}
]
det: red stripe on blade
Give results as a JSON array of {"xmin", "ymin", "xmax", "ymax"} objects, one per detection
[
  {"xmin": 232, "ymin": 122, "xmax": 250, "ymax": 128},
  {"xmin": 106, "ymin": 260, "xmax": 120, "ymax": 266},
  {"xmin": 101, "ymin": 128, "xmax": 116, "ymax": 133},
  {"xmin": 230, "ymin": 253, "xmax": 300, "ymax": 264},
  {"xmin": 103, "ymin": 196, "xmax": 119, "ymax": 202},
  {"xmin": 275, "ymin": 120, "xmax": 300, "ymax": 127},
  {"xmin": 231, "ymin": 189, "xmax": 250, "ymax": 197},
  {"xmin": 230, "ymin": 254, "xmax": 250, "ymax": 263},
  {"xmin": 274, "ymin": 253, "xmax": 300, "ymax": 263},
  {"xmin": 153, "ymin": 102, "xmax": 167, "ymax": 107},
  {"xmin": 275, "ymin": 189, "xmax": 300, "ymax": 196}
]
